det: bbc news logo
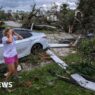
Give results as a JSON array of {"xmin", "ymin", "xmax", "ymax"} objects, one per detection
[{"xmin": 0, "ymin": 82, "xmax": 13, "ymax": 88}]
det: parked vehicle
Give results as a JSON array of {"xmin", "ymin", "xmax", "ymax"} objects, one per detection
[{"xmin": 0, "ymin": 28, "xmax": 49, "ymax": 64}]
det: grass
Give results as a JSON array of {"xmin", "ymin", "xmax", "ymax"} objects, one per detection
[
  {"xmin": 63, "ymin": 53, "xmax": 95, "ymax": 79},
  {"xmin": 0, "ymin": 63, "xmax": 95, "ymax": 95},
  {"xmin": 63, "ymin": 53, "xmax": 82, "ymax": 64},
  {"xmin": 0, "ymin": 52, "xmax": 95, "ymax": 95}
]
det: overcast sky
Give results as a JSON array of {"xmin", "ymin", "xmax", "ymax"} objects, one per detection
[{"xmin": 0, "ymin": 0, "xmax": 78, "ymax": 12}]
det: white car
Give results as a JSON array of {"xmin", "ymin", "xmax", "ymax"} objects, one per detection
[{"xmin": 0, "ymin": 28, "xmax": 49, "ymax": 64}]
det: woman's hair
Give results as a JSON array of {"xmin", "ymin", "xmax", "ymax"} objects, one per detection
[{"xmin": 3, "ymin": 28, "xmax": 12, "ymax": 36}]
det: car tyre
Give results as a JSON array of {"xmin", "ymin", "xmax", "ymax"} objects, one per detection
[{"xmin": 31, "ymin": 43, "xmax": 43, "ymax": 55}]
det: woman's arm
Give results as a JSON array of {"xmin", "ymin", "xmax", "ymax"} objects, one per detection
[{"xmin": 14, "ymin": 32, "xmax": 23, "ymax": 40}]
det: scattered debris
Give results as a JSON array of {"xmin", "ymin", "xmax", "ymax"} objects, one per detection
[
  {"xmin": 34, "ymin": 25, "xmax": 56, "ymax": 30},
  {"xmin": 46, "ymin": 49, "xmax": 68, "ymax": 69},
  {"xmin": 49, "ymin": 44, "xmax": 70, "ymax": 48},
  {"xmin": 38, "ymin": 52, "xmax": 51, "ymax": 61},
  {"xmin": 59, "ymin": 38, "xmax": 75, "ymax": 44},
  {"xmin": 46, "ymin": 49, "xmax": 95, "ymax": 91},
  {"xmin": 72, "ymin": 35, "xmax": 82, "ymax": 46},
  {"xmin": 17, "ymin": 65, "xmax": 22, "ymax": 72},
  {"xmin": 71, "ymin": 73, "xmax": 95, "ymax": 91},
  {"xmin": 4, "ymin": 21, "xmax": 22, "ymax": 27}
]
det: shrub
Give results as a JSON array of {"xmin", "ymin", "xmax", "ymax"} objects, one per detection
[{"xmin": 77, "ymin": 38, "xmax": 95, "ymax": 58}]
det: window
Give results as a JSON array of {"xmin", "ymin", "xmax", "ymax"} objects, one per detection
[
  {"xmin": 0, "ymin": 29, "xmax": 32, "ymax": 43},
  {"xmin": 0, "ymin": 29, "xmax": 3, "ymax": 43},
  {"xmin": 14, "ymin": 29, "xmax": 32, "ymax": 39}
]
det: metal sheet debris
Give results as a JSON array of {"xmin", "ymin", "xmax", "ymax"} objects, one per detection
[
  {"xmin": 46, "ymin": 49, "xmax": 95, "ymax": 91},
  {"xmin": 49, "ymin": 44, "xmax": 70, "ymax": 48},
  {"xmin": 71, "ymin": 73, "xmax": 95, "ymax": 91},
  {"xmin": 46, "ymin": 49, "xmax": 68, "ymax": 69}
]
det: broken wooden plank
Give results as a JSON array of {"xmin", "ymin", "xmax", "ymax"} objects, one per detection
[{"xmin": 72, "ymin": 35, "xmax": 82, "ymax": 47}]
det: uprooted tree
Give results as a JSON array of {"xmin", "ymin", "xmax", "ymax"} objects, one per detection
[
  {"xmin": 22, "ymin": 4, "xmax": 37, "ymax": 28},
  {"xmin": 22, "ymin": 4, "xmax": 47, "ymax": 29}
]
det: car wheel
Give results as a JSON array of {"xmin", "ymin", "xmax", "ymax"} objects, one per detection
[{"xmin": 31, "ymin": 43, "xmax": 43, "ymax": 54}]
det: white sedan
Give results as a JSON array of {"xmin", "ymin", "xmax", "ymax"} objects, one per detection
[{"xmin": 0, "ymin": 28, "xmax": 49, "ymax": 64}]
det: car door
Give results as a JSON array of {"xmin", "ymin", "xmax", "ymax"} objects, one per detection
[
  {"xmin": 0, "ymin": 29, "xmax": 4, "ymax": 64},
  {"xmin": 14, "ymin": 29, "xmax": 32, "ymax": 59},
  {"xmin": 0, "ymin": 44, "xmax": 4, "ymax": 64}
]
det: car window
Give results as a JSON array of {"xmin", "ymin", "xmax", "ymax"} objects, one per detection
[
  {"xmin": 0, "ymin": 29, "xmax": 32, "ymax": 44},
  {"xmin": 14, "ymin": 29, "xmax": 32, "ymax": 39},
  {"xmin": 0, "ymin": 29, "xmax": 3, "ymax": 43}
]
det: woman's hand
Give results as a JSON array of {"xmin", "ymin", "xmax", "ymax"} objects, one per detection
[
  {"xmin": 14, "ymin": 32, "xmax": 23, "ymax": 40},
  {"xmin": 7, "ymin": 33, "xmax": 13, "ymax": 43},
  {"xmin": 7, "ymin": 30, "xmax": 13, "ymax": 37}
]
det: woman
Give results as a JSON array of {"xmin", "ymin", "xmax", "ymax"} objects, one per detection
[{"xmin": 2, "ymin": 28, "xmax": 23, "ymax": 81}]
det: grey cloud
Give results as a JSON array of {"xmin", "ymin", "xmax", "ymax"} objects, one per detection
[{"xmin": 0, "ymin": 0, "xmax": 77, "ymax": 11}]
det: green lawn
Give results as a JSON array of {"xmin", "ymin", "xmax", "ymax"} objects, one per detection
[
  {"xmin": 0, "ymin": 63, "xmax": 95, "ymax": 95},
  {"xmin": 63, "ymin": 53, "xmax": 95, "ymax": 79}
]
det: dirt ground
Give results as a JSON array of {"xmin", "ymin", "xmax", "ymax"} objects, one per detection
[
  {"xmin": 46, "ymin": 32, "xmax": 77, "ymax": 43},
  {"xmin": 46, "ymin": 32, "xmax": 76, "ymax": 56}
]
